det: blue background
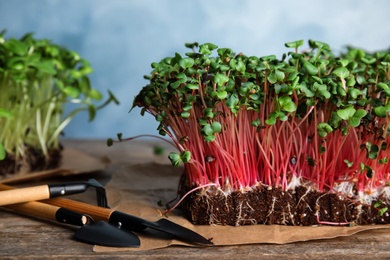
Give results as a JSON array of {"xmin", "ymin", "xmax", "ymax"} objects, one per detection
[{"xmin": 1, "ymin": 0, "xmax": 389, "ymax": 139}]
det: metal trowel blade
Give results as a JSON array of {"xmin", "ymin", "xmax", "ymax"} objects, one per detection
[{"xmin": 74, "ymin": 221, "xmax": 140, "ymax": 247}]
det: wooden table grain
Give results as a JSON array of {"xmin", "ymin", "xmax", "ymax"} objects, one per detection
[{"xmin": 1, "ymin": 139, "xmax": 390, "ymax": 259}]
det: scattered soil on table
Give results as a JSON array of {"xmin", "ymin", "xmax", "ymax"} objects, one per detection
[
  {"xmin": 179, "ymin": 177, "xmax": 390, "ymax": 226},
  {"xmin": 0, "ymin": 145, "xmax": 62, "ymax": 176}
]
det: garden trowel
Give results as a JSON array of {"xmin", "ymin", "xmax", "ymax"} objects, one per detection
[
  {"xmin": 44, "ymin": 197, "xmax": 213, "ymax": 245},
  {"xmin": 2, "ymin": 199, "xmax": 140, "ymax": 247}
]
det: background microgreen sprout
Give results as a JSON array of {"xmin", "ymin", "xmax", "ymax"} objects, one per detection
[
  {"xmin": 0, "ymin": 31, "xmax": 118, "ymax": 170},
  {"xmin": 153, "ymin": 145, "xmax": 165, "ymax": 156}
]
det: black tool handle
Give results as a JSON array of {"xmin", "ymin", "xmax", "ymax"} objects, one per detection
[
  {"xmin": 55, "ymin": 207, "xmax": 90, "ymax": 226},
  {"xmin": 109, "ymin": 211, "xmax": 159, "ymax": 232},
  {"xmin": 48, "ymin": 183, "xmax": 89, "ymax": 197}
]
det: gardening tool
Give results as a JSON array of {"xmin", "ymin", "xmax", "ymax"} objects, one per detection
[
  {"xmin": 0, "ymin": 179, "xmax": 108, "ymax": 207},
  {"xmin": 0, "ymin": 183, "xmax": 212, "ymax": 245},
  {"xmin": 1, "ymin": 199, "xmax": 140, "ymax": 247},
  {"xmin": 42, "ymin": 197, "xmax": 213, "ymax": 245}
]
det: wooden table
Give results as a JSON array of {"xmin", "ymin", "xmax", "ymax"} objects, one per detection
[{"xmin": 1, "ymin": 139, "xmax": 390, "ymax": 259}]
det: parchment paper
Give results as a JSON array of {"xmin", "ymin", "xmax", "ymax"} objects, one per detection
[
  {"xmin": 94, "ymin": 162, "xmax": 390, "ymax": 252},
  {"xmin": 0, "ymin": 148, "xmax": 107, "ymax": 184}
]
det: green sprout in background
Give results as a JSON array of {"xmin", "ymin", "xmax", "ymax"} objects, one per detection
[{"xmin": 0, "ymin": 31, "xmax": 118, "ymax": 168}]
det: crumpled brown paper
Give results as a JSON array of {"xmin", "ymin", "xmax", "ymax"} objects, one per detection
[{"xmin": 94, "ymin": 162, "xmax": 390, "ymax": 252}]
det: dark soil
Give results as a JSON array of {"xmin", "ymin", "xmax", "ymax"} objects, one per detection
[
  {"xmin": 0, "ymin": 145, "xmax": 62, "ymax": 176},
  {"xmin": 180, "ymin": 178, "xmax": 390, "ymax": 226}
]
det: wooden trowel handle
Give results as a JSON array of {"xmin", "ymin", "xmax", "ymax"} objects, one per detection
[
  {"xmin": 0, "ymin": 185, "xmax": 50, "ymax": 206},
  {"xmin": 4, "ymin": 201, "xmax": 60, "ymax": 221},
  {"xmin": 44, "ymin": 197, "xmax": 113, "ymax": 222}
]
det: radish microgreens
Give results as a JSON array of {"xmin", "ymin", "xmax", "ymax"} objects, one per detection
[{"xmin": 132, "ymin": 39, "xmax": 390, "ymax": 201}]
